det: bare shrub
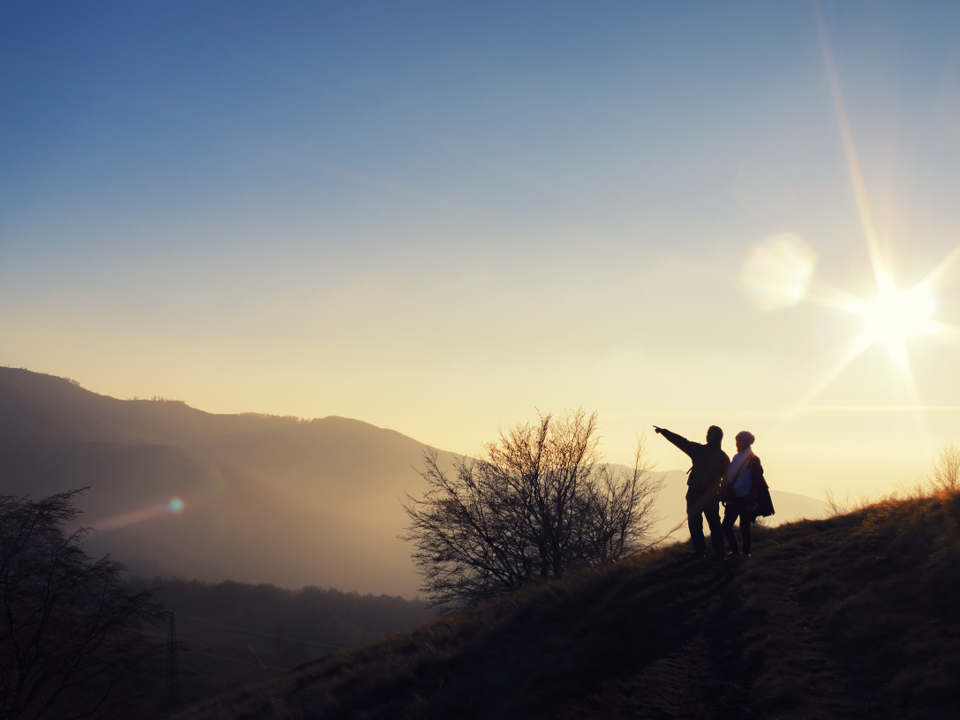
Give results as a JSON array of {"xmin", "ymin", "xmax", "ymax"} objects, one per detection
[
  {"xmin": 891, "ymin": 478, "xmax": 930, "ymax": 501},
  {"xmin": 824, "ymin": 488, "xmax": 881, "ymax": 517},
  {"xmin": 823, "ymin": 488, "xmax": 848, "ymax": 517},
  {"xmin": 402, "ymin": 410, "xmax": 663, "ymax": 611},
  {"xmin": 0, "ymin": 490, "xmax": 166, "ymax": 719},
  {"xmin": 929, "ymin": 442, "xmax": 960, "ymax": 493}
]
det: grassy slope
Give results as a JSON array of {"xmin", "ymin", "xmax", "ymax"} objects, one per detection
[{"xmin": 174, "ymin": 491, "xmax": 960, "ymax": 720}]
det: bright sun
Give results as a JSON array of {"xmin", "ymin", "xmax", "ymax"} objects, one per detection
[
  {"xmin": 842, "ymin": 270, "xmax": 940, "ymax": 372},
  {"xmin": 782, "ymin": 12, "xmax": 960, "ymax": 419}
]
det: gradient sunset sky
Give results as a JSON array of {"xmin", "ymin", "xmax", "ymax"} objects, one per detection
[{"xmin": 3, "ymin": 1, "xmax": 960, "ymax": 498}]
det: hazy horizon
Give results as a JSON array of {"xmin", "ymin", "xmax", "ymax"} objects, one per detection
[
  {"xmin": 0, "ymin": 367, "xmax": 830, "ymax": 598},
  {"xmin": 3, "ymin": 2, "xmax": 960, "ymax": 500}
]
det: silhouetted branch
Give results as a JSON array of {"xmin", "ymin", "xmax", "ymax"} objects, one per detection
[{"xmin": 0, "ymin": 490, "xmax": 166, "ymax": 720}]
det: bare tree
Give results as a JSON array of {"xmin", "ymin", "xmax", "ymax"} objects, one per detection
[
  {"xmin": 402, "ymin": 410, "xmax": 663, "ymax": 611},
  {"xmin": 0, "ymin": 490, "xmax": 166, "ymax": 720},
  {"xmin": 930, "ymin": 442, "xmax": 960, "ymax": 493}
]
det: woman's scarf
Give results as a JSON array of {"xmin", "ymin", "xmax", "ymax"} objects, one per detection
[{"xmin": 727, "ymin": 446, "xmax": 754, "ymax": 485}]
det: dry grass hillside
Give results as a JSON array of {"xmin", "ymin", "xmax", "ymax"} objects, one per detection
[{"xmin": 174, "ymin": 490, "xmax": 960, "ymax": 720}]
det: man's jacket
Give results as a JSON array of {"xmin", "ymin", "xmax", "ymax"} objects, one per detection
[{"xmin": 659, "ymin": 428, "xmax": 730, "ymax": 496}]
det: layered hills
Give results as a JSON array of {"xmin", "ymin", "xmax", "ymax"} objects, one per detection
[
  {"xmin": 174, "ymin": 491, "xmax": 960, "ymax": 719},
  {"xmin": 0, "ymin": 368, "xmax": 827, "ymax": 597},
  {"xmin": 0, "ymin": 368, "xmax": 437, "ymax": 596}
]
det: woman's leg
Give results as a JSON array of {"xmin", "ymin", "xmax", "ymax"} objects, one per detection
[
  {"xmin": 740, "ymin": 509, "xmax": 753, "ymax": 554},
  {"xmin": 721, "ymin": 503, "xmax": 740, "ymax": 555}
]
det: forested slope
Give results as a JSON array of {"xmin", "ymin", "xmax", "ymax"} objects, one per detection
[{"xmin": 125, "ymin": 578, "xmax": 432, "ymax": 710}]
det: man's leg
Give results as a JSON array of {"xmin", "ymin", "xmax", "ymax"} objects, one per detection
[
  {"xmin": 702, "ymin": 495, "xmax": 724, "ymax": 558},
  {"xmin": 721, "ymin": 503, "xmax": 739, "ymax": 556},
  {"xmin": 685, "ymin": 491, "xmax": 706, "ymax": 556}
]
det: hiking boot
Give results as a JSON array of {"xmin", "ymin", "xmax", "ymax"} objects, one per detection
[{"xmin": 739, "ymin": 553, "xmax": 751, "ymax": 560}]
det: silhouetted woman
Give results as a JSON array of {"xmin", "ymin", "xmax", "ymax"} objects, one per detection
[{"xmin": 721, "ymin": 431, "xmax": 764, "ymax": 559}]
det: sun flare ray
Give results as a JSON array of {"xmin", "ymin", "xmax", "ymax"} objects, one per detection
[
  {"xmin": 813, "ymin": 0, "xmax": 885, "ymax": 283},
  {"xmin": 919, "ymin": 241, "xmax": 960, "ymax": 289},
  {"xmin": 778, "ymin": 3, "xmax": 956, "ymax": 429},
  {"xmin": 772, "ymin": 350, "xmax": 862, "ymax": 432},
  {"xmin": 928, "ymin": 323, "xmax": 960, "ymax": 348}
]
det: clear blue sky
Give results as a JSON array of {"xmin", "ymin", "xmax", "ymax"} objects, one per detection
[{"xmin": 3, "ymin": 1, "xmax": 960, "ymax": 496}]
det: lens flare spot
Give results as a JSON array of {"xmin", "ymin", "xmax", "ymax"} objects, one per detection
[
  {"xmin": 92, "ymin": 497, "xmax": 186, "ymax": 532},
  {"xmin": 739, "ymin": 234, "xmax": 817, "ymax": 312}
]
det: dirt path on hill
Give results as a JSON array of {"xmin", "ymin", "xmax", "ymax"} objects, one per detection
[{"xmin": 548, "ymin": 530, "xmax": 876, "ymax": 720}]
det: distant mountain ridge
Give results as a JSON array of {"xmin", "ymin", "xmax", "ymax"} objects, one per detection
[
  {"xmin": 0, "ymin": 368, "xmax": 438, "ymax": 596},
  {"xmin": 0, "ymin": 368, "xmax": 829, "ymax": 596}
]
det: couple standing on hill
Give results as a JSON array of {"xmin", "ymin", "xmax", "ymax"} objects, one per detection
[{"xmin": 654, "ymin": 425, "xmax": 768, "ymax": 560}]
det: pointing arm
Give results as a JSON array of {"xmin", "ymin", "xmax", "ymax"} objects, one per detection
[{"xmin": 656, "ymin": 428, "xmax": 698, "ymax": 460}]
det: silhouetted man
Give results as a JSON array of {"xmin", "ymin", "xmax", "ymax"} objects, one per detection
[{"xmin": 654, "ymin": 425, "xmax": 729, "ymax": 559}]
